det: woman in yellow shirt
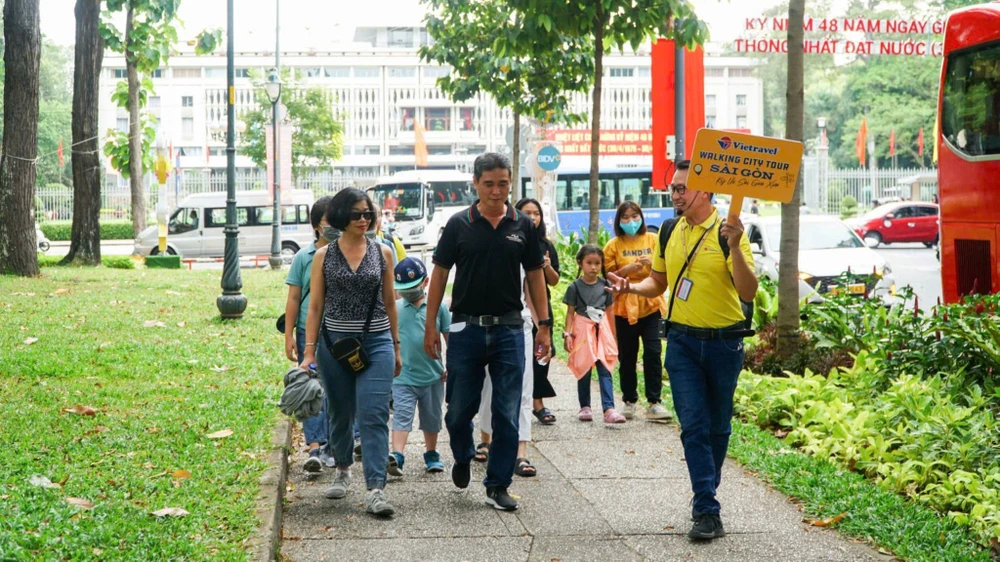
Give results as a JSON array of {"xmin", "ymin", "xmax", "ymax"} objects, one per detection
[{"xmin": 603, "ymin": 202, "xmax": 671, "ymax": 421}]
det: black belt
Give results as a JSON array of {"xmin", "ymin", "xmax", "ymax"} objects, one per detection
[
  {"xmin": 666, "ymin": 321, "xmax": 754, "ymax": 340},
  {"xmin": 453, "ymin": 311, "xmax": 524, "ymax": 327}
]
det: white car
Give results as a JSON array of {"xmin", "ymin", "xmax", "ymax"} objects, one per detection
[{"xmin": 745, "ymin": 215, "xmax": 896, "ymax": 303}]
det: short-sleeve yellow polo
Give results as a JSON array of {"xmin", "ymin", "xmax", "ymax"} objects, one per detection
[{"xmin": 651, "ymin": 210, "xmax": 754, "ymax": 329}]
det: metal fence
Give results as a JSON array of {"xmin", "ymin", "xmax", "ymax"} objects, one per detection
[
  {"xmin": 802, "ymin": 155, "xmax": 937, "ymax": 217},
  {"xmin": 35, "ymin": 168, "xmax": 380, "ymax": 223}
]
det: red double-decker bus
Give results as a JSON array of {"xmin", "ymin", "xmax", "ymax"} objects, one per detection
[{"xmin": 938, "ymin": 2, "xmax": 1000, "ymax": 303}]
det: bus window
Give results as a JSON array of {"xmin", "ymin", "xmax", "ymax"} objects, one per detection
[
  {"xmin": 556, "ymin": 179, "xmax": 571, "ymax": 210},
  {"xmin": 169, "ymin": 208, "xmax": 199, "ymax": 234},
  {"xmin": 370, "ymin": 183, "xmax": 424, "ymax": 220},
  {"xmin": 254, "ymin": 205, "xmax": 301, "ymax": 225},
  {"xmin": 568, "ymin": 178, "xmax": 613, "ymax": 210},
  {"xmin": 433, "ymin": 181, "xmax": 476, "ymax": 207},
  {"xmin": 207, "ymin": 207, "xmax": 249, "ymax": 228},
  {"xmin": 943, "ymin": 42, "xmax": 1000, "ymax": 157}
]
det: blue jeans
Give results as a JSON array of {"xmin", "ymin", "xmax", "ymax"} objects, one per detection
[
  {"xmin": 445, "ymin": 323, "xmax": 525, "ymax": 489},
  {"xmin": 577, "ymin": 361, "xmax": 615, "ymax": 412},
  {"xmin": 295, "ymin": 328, "xmax": 329, "ymax": 447},
  {"xmin": 316, "ymin": 329, "xmax": 394, "ymax": 490},
  {"xmin": 664, "ymin": 330, "xmax": 745, "ymax": 516}
]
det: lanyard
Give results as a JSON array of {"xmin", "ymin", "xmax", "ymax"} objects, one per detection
[{"xmin": 680, "ymin": 217, "xmax": 720, "ymax": 271}]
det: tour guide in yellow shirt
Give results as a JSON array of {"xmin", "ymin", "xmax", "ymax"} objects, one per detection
[{"xmin": 608, "ymin": 159, "xmax": 758, "ymax": 541}]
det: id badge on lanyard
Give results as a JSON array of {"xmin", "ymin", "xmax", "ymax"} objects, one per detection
[{"xmin": 677, "ymin": 277, "xmax": 694, "ymax": 301}]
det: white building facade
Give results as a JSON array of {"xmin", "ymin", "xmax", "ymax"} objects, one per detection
[{"xmin": 98, "ymin": 28, "xmax": 763, "ymax": 186}]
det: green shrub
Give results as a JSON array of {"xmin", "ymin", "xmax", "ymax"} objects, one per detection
[
  {"xmin": 37, "ymin": 254, "xmax": 136, "ymax": 269},
  {"xmin": 736, "ymin": 355, "xmax": 1000, "ymax": 547},
  {"xmin": 40, "ymin": 220, "xmax": 135, "ymax": 241},
  {"xmin": 840, "ymin": 194, "xmax": 858, "ymax": 219}
]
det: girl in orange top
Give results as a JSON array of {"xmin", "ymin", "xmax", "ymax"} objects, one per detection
[{"xmin": 602, "ymin": 202, "xmax": 672, "ymax": 421}]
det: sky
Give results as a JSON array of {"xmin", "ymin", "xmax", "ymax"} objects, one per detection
[{"xmin": 39, "ymin": 0, "xmax": 795, "ymax": 50}]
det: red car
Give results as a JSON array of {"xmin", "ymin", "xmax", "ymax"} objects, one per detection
[{"xmin": 851, "ymin": 202, "xmax": 940, "ymax": 248}]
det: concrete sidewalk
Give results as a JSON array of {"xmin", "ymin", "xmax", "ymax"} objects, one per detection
[{"xmin": 280, "ymin": 360, "xmax": 886, "ymax": 562}]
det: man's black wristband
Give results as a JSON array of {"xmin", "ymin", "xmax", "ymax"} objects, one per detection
[{"xmin": 537, "ymin": 318, "xmax": 553, "ymax": 327}]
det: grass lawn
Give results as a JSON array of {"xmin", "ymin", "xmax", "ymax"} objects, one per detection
[{"xmin": 1, "ymin": 267, "xmax": 289, "ymax": 560}]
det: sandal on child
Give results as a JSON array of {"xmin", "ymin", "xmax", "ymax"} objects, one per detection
[
  {"xmin": 514, "ymin": 457, "xmax": 537, "ymax": 477},
  {"xmin": 474, "ymin": 442, "xmax": 490, "ymax": 463},
  {"xmin": 532, "ymin": 408, "xmax": 557, "ymax": 425}
]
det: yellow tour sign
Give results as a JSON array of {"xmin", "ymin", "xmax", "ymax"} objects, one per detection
[{"xmin": 687, "ymin": 129, "xmax": 804, "ymax": 220}]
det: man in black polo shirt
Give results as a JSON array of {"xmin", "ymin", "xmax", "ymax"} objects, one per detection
[{"xmin": 424, "ymin": 152, "xmax": 552, "ymax": 511}]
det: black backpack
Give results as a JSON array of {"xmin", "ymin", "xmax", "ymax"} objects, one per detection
[{"xmin": 657, "ymin": 218, "xmax": 754, "ymax": 331}]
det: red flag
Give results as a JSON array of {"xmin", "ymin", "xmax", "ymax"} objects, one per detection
[
  {"xmin": 57, "ymin": 140, "xmax": 64, "ymax": 166},
  {"xmin": 169, "ymin": 141, "xmax": 174, "ymax": 161},
  {"xmin": 917, "ymin": 127, "xmax": 925, "ymax": 158},
  {"xmin": 855, "ymin": 117, "xmax": 868, "ymax": 166},
  {"xmin": 889, "ymin": 130, "xmax": 896, "ymax": 156}
]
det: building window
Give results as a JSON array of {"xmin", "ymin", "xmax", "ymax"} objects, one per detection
[
  {"xmin": 355, "ymin": 145, "xmax": 381, "ymax": 155},
  {"xmin": 116, "ymin": 117, "xmax": 129, "ymax": 133},
  {"xmin": 736, "ymin": 116, "xmax": 748, "ymax": 129},
  {"xmin": 389, "ymin": 67, "xmax": 416, "ymax": 78},
  {"xmin": 706, "ymin": 94, "xmax": 716, "ymax": 106},
  {"xmin": 706, "ymin": 115, "xmax": 716, "ymax": 128},
  {"xmin": 354, "ymin": 67, "xmax": 381, "ymax": 78},
  {"xmin": 425, "ymin": 108, "xmax": 450, "ymax": 131},
  {"xmin": 428, "ymin": 145, "xmax": 450, "ymax": 155},
  {"xmin": 148, "ymin": 96, "xmax": 161, "ymax": 112},
  {"xmin": 182, "ymin": 117, "xmax": 194, "ymax": 139},
  {"xmin": 609, "ymin": 67, "xmax": 634, "ymax": 78},
  {"xmin": 172, "ymin": 67, "xmax": 201, "ymax": 78},
  {"xmin": 325, "ymin": 67, "xmax": 350, "ymax": 78},
  {"xmin": 182, "ymin": 96, "xmax": 194, "ymax": 108},
  {"xmin": 205, "ymin": 68, "xmax": 226, "ymax": 79},
  {"xmin": 389, "ymin": 145, "xmax": 414, "ymax": 156},
  {"xmin": 108, "ymin": 68, "xmax": 127, "ymax": 79},
  {"xmin": 235, "ymin": 68, "xmax": 251, "ymax": 78},
  {"xmin": 151, "ymin": 69, "xmax": 163, "ymax": 78},
  {"xmin": 400, "ymin": 107, "xmax": 415, "ymax": 131},
  {"xmin": 459, "ymin": 107, "xmax": 476, "ymax": 131},
  {"xmin": 638, "ymin": 67, "xmax": 652, "ymax": 77},
  {"xmin": 388, "ymin": 27, "xmax": 415, "ymax": 47},
  {"xmin": 736, "ymin": 94, "xmax": 747, "ymax": 106},
  {"xmin": 422, "ymin": 66, "xmax": 450, "ymax": 79},
  {"xmin": 705, "ymin": 67, "xmax": 724, "ymax": 78},
  {"xmin": 304, "ymin": 67, "xmax": 324, "ymax": 78},
  {"xmin": 730, "ymin": 68, "xmax": 753, "ymax": 78},
  {"xmin": 179, "ymin": 146, "xmax": 204, "ymax": 157}
]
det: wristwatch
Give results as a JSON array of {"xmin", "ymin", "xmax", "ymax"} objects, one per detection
[{"xmin": 537, "ymin": 318, "xmax": 553, "ymax": 327}]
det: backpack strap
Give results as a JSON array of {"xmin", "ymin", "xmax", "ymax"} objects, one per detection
[{"xmin": 658, "ymin": 218, "xmax": 679, "ymax": 261}]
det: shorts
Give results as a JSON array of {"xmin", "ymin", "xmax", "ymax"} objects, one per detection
[{"xmin": 391, "ymin": 381, "xmax": 444, "ymax": 433}]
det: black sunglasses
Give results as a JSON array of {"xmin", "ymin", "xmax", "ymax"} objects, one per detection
[{"xmin": 349, "ymin": 211, "xmax": 375, "ymax": 221}]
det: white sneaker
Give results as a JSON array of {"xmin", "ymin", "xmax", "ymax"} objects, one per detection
[
  {"xmin": 647, "ymin": 403, "xmax": 674, "ymax": 421},
  {"xmin": 325, "ymin": 470, "xmax": 350, "ymax": 499},
  {"xmin": 621, "ymin": 402, "xmax": 637, "ymax": 420},
  {"xmin": 365, "ymin": 489, "xmax": 395, "ymax": 517}
]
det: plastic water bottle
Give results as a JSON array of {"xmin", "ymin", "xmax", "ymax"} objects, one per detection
[{"xmin": 536, "ymin": 346, "xmax": 548, "ymax": 366}]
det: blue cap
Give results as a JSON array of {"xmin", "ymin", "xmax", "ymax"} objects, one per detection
[{"xmin": 393, "ymin": 256, "xmax": 427, "ymax": 290}]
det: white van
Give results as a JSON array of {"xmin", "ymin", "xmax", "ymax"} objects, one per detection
[
  {"xmin": 367, "ymin": 169, "xmax": 475, "ymax": 247},
  {"xmin": 133, "ymin": 190, "xmax": 315, "ymax": 262}
]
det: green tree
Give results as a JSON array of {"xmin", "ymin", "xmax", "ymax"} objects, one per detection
[
  {"xmin": 508, "ymin": 0, "xmax": 708, "ymax": 243},
  {"xmin": 0, "ymin": 0, "xmax": 42, "ymax": 276},
  {"xmin": 419, "ymin": 0, "xmax": 594, "ymax": 188},
  {"xmin": 777, "ymin": 0, "xmax": 806, "ymax": 358},
  {"xmin": 101, "ymin": 0, "xmax": 181, "ymax": 237},
  {"xmin": 240, "ymin": 69, "xmax": 343, "ymax": 180}
]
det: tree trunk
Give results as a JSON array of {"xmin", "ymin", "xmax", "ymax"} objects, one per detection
[
  {"xmin": 63, "ymin": 0, "xmax": 104, "ymax": 266},
  {"xmin": 512, "ymin": 110, "xmax": 520, "ymax": 197},
  {"xmin": 777, "ymin": 0, "xmax": 805, "ymax": 357},
  {"xmin": 0, "ymin": 0, "xmax": 42, "ymax": 277},
  {"xmin": 587, "ymin": 7, "xmax": 604, "ymax": 245},
  {"xmin": 126, "ymin": 6, "xmax": 146, "ymax": 237}
]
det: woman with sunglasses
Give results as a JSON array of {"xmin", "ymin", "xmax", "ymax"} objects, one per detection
[
  {"xmin": 602, "ymin": 201, "xmax": 670, "ymax": 422},
  {"xmin": 300, "ymin": 188, "xmax": 402, "ymax": 518}
]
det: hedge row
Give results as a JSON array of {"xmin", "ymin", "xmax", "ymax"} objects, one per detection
[
  {"xmin": 37, "ymin": 255, "xmax": 135, "ymax": 269},
  {"xmin": 40, "ymin": 221, "xmax": 134, "ymax": 241}
]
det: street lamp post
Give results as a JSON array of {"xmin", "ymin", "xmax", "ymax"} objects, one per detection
[
  {"xmin": 817, "ymin": 117, "xmax": 829, "ymax": 213},
  {"xmin": 265, "ymin": 68, "xmax": 282, "ymax": 270},
  {"xmin": 217, "ymin": 0, "xmax": 247, "ymax": 318},
  {"xmin": 266, "ymin": 0, "xmax": 283, "ymax": 270}
]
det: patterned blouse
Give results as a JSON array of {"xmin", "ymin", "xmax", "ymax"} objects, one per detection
[{"xmin": 323, "ymin": 240, "xmax": 390, "ymax": 333}]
